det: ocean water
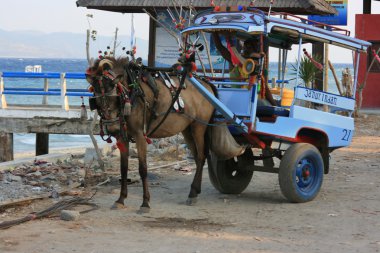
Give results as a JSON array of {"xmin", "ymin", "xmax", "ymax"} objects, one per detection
[
  {"xmin": 0, "ymin": 58, "xmax": 353, "ymax": 154},
  {"xmin": 0, "ymin": 58, "xmax": 100, "ymax": 154}
]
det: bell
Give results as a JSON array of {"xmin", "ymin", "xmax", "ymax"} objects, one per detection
[
  {"xmin": 80, "ymin": 97, "xmax": 88, "ymax": 120},
  {"xmin": 123, "ymin": 100, "xmax": 131, "ymax": 116}
]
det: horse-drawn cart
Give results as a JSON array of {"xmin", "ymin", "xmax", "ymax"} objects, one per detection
[
  {"xmin": 86, "ymin": 7, "xmax": 371, "ymax": 210},
  {"xmin": 181, "ymin": 8, "xmax": 371, "ymax": 203}
]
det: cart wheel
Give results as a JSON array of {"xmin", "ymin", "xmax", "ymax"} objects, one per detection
[
  {"xmin": 279, "ymin": 143, "xmax": 324, "ymax": 203},
  {"xmin": 207, "ymin": 148, "xmax": 254, "ymax": 194}
]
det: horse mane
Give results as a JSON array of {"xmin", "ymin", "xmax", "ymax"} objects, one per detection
[{"xmin": 91, "ymin": 56, "xmax": 130, "ymax": 74}]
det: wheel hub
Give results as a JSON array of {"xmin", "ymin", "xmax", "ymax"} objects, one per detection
[{"xmin": 296, "ymin": 159, "xmax": 314, "ymax": 189}]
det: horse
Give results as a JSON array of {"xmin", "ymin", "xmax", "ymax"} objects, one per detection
[{"xmin": 85, "ymin": 56, "xmax": 218, "ymax": 212}]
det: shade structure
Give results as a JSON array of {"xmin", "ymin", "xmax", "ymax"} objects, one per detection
[{"xmin": 76, "ymin": 0, "xmax": 337, "ymax": 15}]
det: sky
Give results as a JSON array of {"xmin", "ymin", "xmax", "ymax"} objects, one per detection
[{"xmin": 0, "ymin": 0, "xmax": 380, "ymax": 62}]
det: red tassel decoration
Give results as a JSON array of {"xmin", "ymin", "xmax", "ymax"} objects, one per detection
[
  {"xmin": 116, "ymin": 140, "xmax": 128, "ymax": 153},
  {"xmin": 144, "ymin": 134, "xmax": 153, "ymax": 144}
]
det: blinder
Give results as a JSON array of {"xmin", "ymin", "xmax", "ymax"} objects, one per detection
[{"xmin": 89, "ymin": 97, "xmax": 98, "ymax": 111}]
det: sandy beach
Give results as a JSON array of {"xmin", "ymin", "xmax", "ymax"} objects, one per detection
[{"xmin": 0, "ymin": 114, "xmax": 379, "ymax": 253}]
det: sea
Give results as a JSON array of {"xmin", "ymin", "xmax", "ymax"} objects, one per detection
[
  {"xmin": 0, "ymin": 58, "xmax": 99, "ymax": 154},
  {"xmin": 0, "ymin": 58, "xmax": 353, "ymax": 154}
]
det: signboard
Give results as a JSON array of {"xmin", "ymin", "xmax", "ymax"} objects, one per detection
[
  {"xmin": 154, "ymin": 10, "xmax": 225, "ymax": 70},
  {"xmin": 295, "ymin": 86, "xmax": 355, "ymax": 111},
  {"xmin": 308, "ymin": 0, "xmax": 348, "ymax": 26}
]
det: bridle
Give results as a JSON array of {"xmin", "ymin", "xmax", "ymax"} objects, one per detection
[{"xmin": 86, "ymin": 68, "xmax": 130, "ymax": 145}]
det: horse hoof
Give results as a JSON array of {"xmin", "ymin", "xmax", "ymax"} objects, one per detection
[
  {"xmin": 137, "ymin": 206, "xmax": 150, "ymax": 214},
  {"xmin": 186, "ymin": 197, "xmax": 198, "ymax": 206},
  {"xmin": 111, "ymin": 202, "xmax": 125, "ymax": 210}
]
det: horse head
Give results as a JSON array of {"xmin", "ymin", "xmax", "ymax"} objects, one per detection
[{"xmin": 86, "ymin": 57, "xmax": 130, "ymax": 141}]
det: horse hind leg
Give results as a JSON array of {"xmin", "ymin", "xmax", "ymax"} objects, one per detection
[{"xmin": 182, "ymin": 125, "xmax": 207, "ymax": 206}]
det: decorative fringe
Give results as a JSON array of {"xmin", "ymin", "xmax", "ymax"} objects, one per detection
[
  {"xmin": 144, "ymin": 134, "xmax": 153, "ymax": 144},
  {"xmin": 116, "ymin": 140, "xmax": 128, "ymax": 153}
]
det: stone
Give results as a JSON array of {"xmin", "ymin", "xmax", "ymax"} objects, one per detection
[
  {"xmin": 27, "ymin": 171, "xmax": 42, "ymax": 178},
  {"xmin": 60, "ymin": 210, "xmax": 80, "ymax": 221},
  {"xmin": 8, "ymin": 175, "xmax": 22, "ymax": 183},
  {"xmin": 84, "ymin": 147, "xmax": 103, "ymax": 163},
  {"xmin": 158, "ymin": 140, "xmax": 170, "ymax": 148},
  {"xmin": 129, "ymin": 148, "xmax": 138, "ymax": 158}
]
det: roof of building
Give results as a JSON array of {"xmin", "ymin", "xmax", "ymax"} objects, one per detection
[{"xmin": 76, "ymin": 0, "xmax": 337, "ymax": 15}]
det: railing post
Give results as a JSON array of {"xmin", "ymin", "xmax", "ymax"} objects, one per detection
[
  {"xmin": 0, "ymin": 72, "xmax": 8, "ymax": 109},
  {"xmin": 43, "ymin": 78, "xmax": 49, "ymax": 105},
  {"xmin": 60, "ymin": 73, "xmax": 69, "ymax": 111}
]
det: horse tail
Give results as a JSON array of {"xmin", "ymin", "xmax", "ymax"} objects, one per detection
[
  {"xmin": 204, "ymin": 80, "xmax": 218, "ymax": 158},
  {"xmin": 202, "ymin": 79, "xmax": 246, "ymax": 160}
]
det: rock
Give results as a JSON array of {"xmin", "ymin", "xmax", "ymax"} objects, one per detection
[
  {"xmin": 8, "ymin": 175, "xmax": 22, "ymax": 183},
  {"xmin": 32, "ymin": 187, "xmax": 42, "ymax": 193},
  {"xmin": 129, "ymin": 148, "xmax": 138, "ymax": 158},
  {"xmin": 166, "ymin": 145, "xmax": 178, "ymax": 154},
  {"xmin": 28, "ymin": 181, "xmax": 41, "ymax": 186},
  {"xmin": 27, "ymin": 171, "xmax": 42, "ymax": 178},
  {"xmin": 60, "ymin": 210, "xmax": 80, "ymax": 221},
  {"xmin": 158, "ymin": 140, "xmax": 170, "ymax": 148},
  {"xmin": 84, "ymin": 147, "xmax": 103, "ymax": 163},
  {"xmin": 147, "ymin": 144, "xmax": 156, "ymax": 153},
  {"xmin": 77, "ymin": 168, "xmax": 86, "ymax": 178},
  {"xmin": 41, "ymin": 174, "xmax": 57, "ymax": 181}
]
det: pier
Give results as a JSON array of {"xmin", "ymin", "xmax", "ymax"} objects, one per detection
[{"xmin": 0, "ymin": 71, "xmax": 99, "ymax": 162}]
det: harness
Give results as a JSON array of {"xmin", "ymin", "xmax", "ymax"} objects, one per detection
[{"xmin": 87, "ymin": 61, "xmax": 189, "ymax": 148}]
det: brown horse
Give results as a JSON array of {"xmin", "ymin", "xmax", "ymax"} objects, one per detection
[{"xmin": 86, "ymin": 57, "xmax": 217, "ymax": 212}]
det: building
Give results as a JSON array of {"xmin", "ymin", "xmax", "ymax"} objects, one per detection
[{"xmin": 356, "ymin": 0, "xmax": 380, "ymax": 110}]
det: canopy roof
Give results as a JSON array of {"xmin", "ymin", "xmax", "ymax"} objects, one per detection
[{"xmin": 76, "ymin": 0, "xmax": 337, "ymax": 15}]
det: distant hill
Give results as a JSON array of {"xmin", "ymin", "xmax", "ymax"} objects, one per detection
[{"xmin": 0, "ymin": 29, "xmax": 148, "ymax": 59}]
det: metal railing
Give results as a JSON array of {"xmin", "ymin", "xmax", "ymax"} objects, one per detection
[{"xmin": 0, "ymin": 72, "xmax": 92, "ymax": 111}]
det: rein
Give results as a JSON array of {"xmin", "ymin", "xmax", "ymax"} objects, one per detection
[
  {"xmin": 87, "ymin": 59, "xmax": 192, "ymax": 148},
  {"xmin": 147, "ymin": 69, "xmax": 187, "ymax": 137}
]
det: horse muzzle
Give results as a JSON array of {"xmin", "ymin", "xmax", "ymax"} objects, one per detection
[{"xmin": 101, "ymin": 118, "xmax": 123, "ymax": 136}]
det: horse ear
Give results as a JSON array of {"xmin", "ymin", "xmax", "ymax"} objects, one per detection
[{"xmin": 98, "ymin": 59, "xmax": 114, "ymax": 71}]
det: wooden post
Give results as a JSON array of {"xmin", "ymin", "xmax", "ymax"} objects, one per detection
[
  {"xmin": 40, "ymin": 77, "xmax": 50, "ymax": 156},
  {"xmin": 328, "ymin": 60, "xmax": 343, "ymax": 96},
  {"xmin": 364, "ymin": 0, "xmax": 372, "ymax": 14},
  {"xmin": 0, "ymin": 132, "xmax": 13, "ymax": 162},
  {"xmin": 36, "ymin": 133, "xmax": 49, "ymax": 156},
  {"xmin": 312, "ymin": 42, "xmax": 324, "ymax": 90},
  {"xmin": 148, "ymin": 15, "xmax": 157, "ymax": 67}
]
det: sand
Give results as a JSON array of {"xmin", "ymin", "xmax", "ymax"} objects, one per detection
[{"xmin": 0, "ymin": 114, "xmax": 379, "ymax": 253}]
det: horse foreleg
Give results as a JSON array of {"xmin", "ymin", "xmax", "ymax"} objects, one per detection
[
  {"xmin": 112, "ymin": 141, "xmax": 129, "ymax": 209},
  {"xmin": 136, "ymin": 134, "xmax": 151, "ymax": 213},
  {"xmin": 183, "ymin": 126, "xmax": 207, "ymax": 205}
]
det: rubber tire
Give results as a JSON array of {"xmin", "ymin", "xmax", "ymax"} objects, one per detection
[
  {"xmin": 279, "ymin": 143, "xmax": 324, "ymax": 203},
  {"xmin": 207, "ymin": 149, "xmax": 254, "ymax": 194}
]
